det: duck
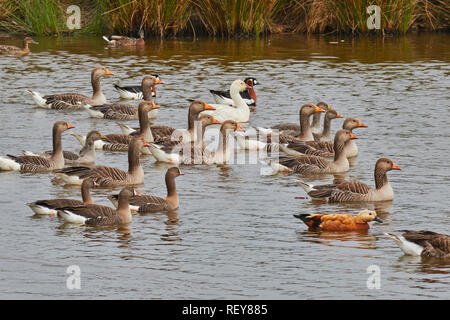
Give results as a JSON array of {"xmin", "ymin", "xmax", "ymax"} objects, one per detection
[
  {"xmin": 201, "ymin": 80, "xmax": 252, "ymax": 122},
  {"xmin": 296, "ymin": 157, "xmax": 401, "ymax": 202},
  {"xmin": 293, "ymin": 209, "xmax": 383, "ymax": 231},
  {"xmin": 26, "ymin": 178, "xmax": 98, "ymax": 216},
  {"xmin": 113, "ymin": 74, "xmax": 159, "ymax": 100},
  {"xmin": 57, "ymin": 187, "xmax": 134, "ymax": 225},
  {"xmin": 22, "ymin": 130, "xmax": 106, "ymax": 164},
  {"xmin": 312, "ymin": 109, "xmax": 344, "ymax": 142},
  {"xmin": 27, "ymin": 66, "xmax": 114, "ymax": 109},
  {"xmin": 148, "ymin": 114, "xmax": 221, "ymax": 164},
  {"xmin": 385, "ymin": 231, "xmax": 450, "ymax": 259},
  {"xmin": 280, "ymin": 117, "xmax": 367, "ymax": 158},
  {"xmin": 310, "ymin": 102, "xmax": 334, "ymax": 134},
  {"xmin": 209, "ymin": 77, "xmax": 259, "ymax": 110},
  {"xmin": 84, "ymin": 75, "xmax": 163, "ymax": 119},
  {"xmin": 0, "ymin": 37, "xmax": 38, "ymax": 55},
  {"xmin": 0, "ymin": 121, "xmax": 74, "ymax": 173},
  {"xmin": 108, "ymin": 167, "xmax": 184, "ymax": 213},
  {"xmin": 103, "ymin": 30, "xmax": 145, "ymax": 47},
  {"xmin": 54, "ymin": 137, "xmax": 148, "ymax": 187},
  {"xmin": 275, "ymin": 129, "xmax": 358, "ymax": 174},
  {"xmin": 271, "ymin": 104, "xmax": 326, "ymax": 141}
]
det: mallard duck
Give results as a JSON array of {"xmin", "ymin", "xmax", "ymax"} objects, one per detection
[
  {"xmin": 103, "ymin": 30, "xmax": 145, "ymax": 47},
  {"xmin": 0, "ymin": 37, "xmax": 38, "ymax": 55}
]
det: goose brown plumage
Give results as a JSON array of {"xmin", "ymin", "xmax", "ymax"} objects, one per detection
[
  {"xmin": 27, "ymin": 66, "xmax": 114, "ymax": 109},
  {"xmin": 276, "ymin": 129, "xmax": 358, "ymax": 174},
  {"xmin": 310, "ymin": 102, "xmax": 334, "ymax": 134},
  {"xmin": 54, "ymin": 137, "xmax": 148, "ymax": 187},
  {"xmin": 294, "ymin": 209, "xmax": 383, "ymax": 231},
  {"xmin": 103, "ymin": 30, "xmax": 145, "ymax": 47},
  {"xmin": 385, "ymin": 231, "xmax": 450, "ymax": 259},
  {"xmin": 0, "ymin": 121, "xmax": 74, "ymax": 173},
  {"xmin": 26, "ymin": 179, "xmax": 98, "ymax": 216},
  {"xmin": 312, "ymin": 109, "xmax": 343, "ymax": 142},
  {"xmin": 57, "ymin": 187, "xmax": 134, "ymax": 225},
  {"xmin": 203, "ymin": 120, "xmax": 245, "ymax": 164},
  {"xmin": 0, "ymin": 37, "xmax": 38, "ymax": 55},
  {"xmin": 108, "ymin": 167, "xmax": 184, "ymax": 213},
  {"xmin": 297, "ymin": 157, "xmax": 401, "ymax": 202}
]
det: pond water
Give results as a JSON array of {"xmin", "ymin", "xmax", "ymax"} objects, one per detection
[{"xmin": 0, "ymin": 33, "xmax": 449, "ymax": 299}]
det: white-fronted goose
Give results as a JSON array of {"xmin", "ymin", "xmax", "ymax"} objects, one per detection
[
  {"xmin": 201, "ymin": 80, "xmax": 252, "ymax": 122},
  {"xmin": 0, "ymin": 121, "xmax": 74, "ymax": 173},
  {"xmin": 26, "ymin": 178, "xmax": 98, "ymax": 216},
  {"xmin": 209, "ymin": 77, "xmax": 258, "ymax": 111},
  {"xmin": 297, "ymin": 157, "xmax": 401, "ymax": 201},
  {"xmin": 54, "ymin": 137, "xmax": 148, "ymax": 187},
  {"xmin": 103, "ymin": 30, "xmax": 145, "ymax": 47},
  {"xmin": 0, "ymin": 37, "xmax": 38, "ymax": 55},
  {"xmin": 108, "ymin": 167, "xmax": 184, "ymax": 213},
  {"xmin": 310, "ymin": 102, "xmax": 333, "ymax": 134},
  {"xmin": 27, "ymin": 66, "xmax": 113, "ymax": 109},
  {"xmin": 57, "ymin": 187, "xmax": 134, "ymax": 225},
  {"xmin": 275, "ymin": 129, "xmax": 358, "ymax": 174},
  {"xmin": 84, "ymin": 75, "xmax": 163, "ymax": 119},
  {"xmin": 271, "ymin": 104, "xmax": 326, "ymax": 141},
  {"xmin": 113, "ymin": 74, "xmax": 159, "ymax": 100},
  {"xmin": 385, "ymin": 231, "xmax": 450, "ymax": 259},
  {"xmin": 22, "ymin": 130, "xmax": 106, "ymax": 164},
  {"xmin": 312, "ymin": 109, "xmax": 343, "ymax": 142}
]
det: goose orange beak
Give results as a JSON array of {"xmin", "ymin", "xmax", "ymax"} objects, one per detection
[
  {"xmin": 179, "ymin": 171, "xmax": 185, "ymax": 175},
  {"xmin": 100, "ymin": 134, "xmax": 107, "ymax": 139},
  {"xmin": 204, "ymin": 103, "xmax": 216, "ymax": 111},
  {"xmin": 212, "ymin": 118, "xmax": 222, "ymax": 124},
  {"xmin": 315, "ymin": 106, "xmax": 326, "ymax": 113},
  {"xmin": 105, "ymin": 69, "xmax": 114, "ymax": 75},
  {"xmin": 67, "ymin": 123, "xmax": 75, "ymax": 129},
  {"xmin": 337, "ymin": 113, "xmax": 343, "ymax": 118},
  {"xmin": 152, "ymin": 103, "xmax": 160, "ymax": 109},
  {"xmin": 155, "ymin": 79, "xmax": 164, "ymax": 84},
  {"xmin": 358, "ymin": 121, "xmax": 368, "ymax": 128},
  {"xmin": 236, "ymin": 124, "xmax": 245, "ymax": 132},
  {"xmin": 143, "ymin": 141, "xmax": 150, "ymax": 147},
  {"xmin": 392, "ymin": 163, "xmax": 402, "ymax": 170},
  {"xmin": 350, "ymin": 133, "xmax": 358, "ymax": 140}
]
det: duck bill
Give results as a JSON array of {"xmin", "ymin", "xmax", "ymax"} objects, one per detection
[
  {"xmin": 337, "ymin": 113, "xmax": 344, "ymax": 118},
  {"xmin": 212, "ymin": 118, "xmax": 222, "ymax": 124},
  {"xmin": 315, "ymin": 106, "xmax": 326, "ymax": 113},
  {"xmin": 374, "ymin": 217, "xmax": 383, "ymax": 223},
  {"xmin": 204, "ymin": 103, "xmax": 216, "ymax": 111},
  {"xmin": 358, "ymin": 121, "xmax": 368, "ymax": 128},
  {"xmin": 100, "ymin": 134, "xmax": 107, "ymax": 139},
  {"xmin": 392, "ymin": 163, "xmax": 402, "ymax": 170}
]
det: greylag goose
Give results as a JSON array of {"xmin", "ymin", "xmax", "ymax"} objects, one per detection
[
  {"xmin": 0, "ymin": 121, "xmax": 74, "ymax": 173},
  {"xmin": 57, "ymin": 187, "xmax": 134, "ymax": 225},
  {"xmin": 103, "ymin": 30, "xmax": 145, "ymax": 47},
  {"xmin": 54, "ymin": 137, "xmax": 149, "ymax": 187},
  {"xmin": 385, "ymin": 231, "xmax": 450, "ymax": 259},
  {"xmin": 113, "ymin": 74, "xmax": 159, "ymax": 100},
  {"xmin": 275, "ymin": 129, "xmax": 358, "ymax": 174},
  {"xmin": 209, "ymin": 77, "xmax": 258, "ymax": 110},
  {"xmin": 27, "ymin": 66, "xmax": 113, "ymax": 109},
  {"xmin": 0, "ymin": 37, "xmax": 38, "ymax": 55},
  {"xmin": 203, "ymin": 120, "xmax": 245, "ymax": 164},
  {"xmin": 22, "ymin": 130, "xmax": 106, "ymax": 164},
  {"xmin": 297, "ymin": 157, "xmax": 401, "ymax": 202},
  {"xmin": 294, "ymin": 209, "xmax": 382, "ymax": 231},
  {"xmin": 26, "ymin": 178, "xmax": 98, "ymax": 216},
  {"xmin": 280, "ymin": 117, "xmax": 367, "ymax": 158},
  {"xmin": 84, "ymin": 75, "xmax": 163, "ymax": 119},
  {"xmin": 310, "ymin": 102, "xmax": 333, "ymax": 134},
  {"xmin": 201, "ymin": 79, "xmax": 252, "ymax": 122},
  {"xmin": 312, "ymin": 109, "xmax": 343, "ymax": 142},
  {"xmin": 271, "ymin": 104, "xmax": 326, "ymax": 141},
  {"xmin": 108, "ymin": 167, "xmax": 184, "ymax": 213}
]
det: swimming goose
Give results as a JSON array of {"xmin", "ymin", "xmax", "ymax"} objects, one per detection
[
  {"xmin": 103, "ymin": 30, "xmax": 145, "ymax": 47},
  {"xmin": 22, "ymin": 130, "xmax": 106, "ymax": 164},
  {"xmin": 0, "ymin": 121, "xmax": 74, "ymax": 173},
  {"xmin": 310, "ymin": 102, "xmax": 333, "ymax": 134},
  {"xmin": 108, "ymin": 167, "xmax": 184, "ymax": 213},
  {"xmin": 209, "ymin": 77, "xmax": 259, "ymax": 110},
  {"xmin": 26, "ymin": 178, "xmax": 98, "ymax": 216},
  {"xmin": 54, "ymin": 137, "xmax": 149, "ymax": 187},
  {"xmin": 275, "ymin": 129, "xmax": 358, "ymax": 174},
  {"xmin": 297, "ymin": 157, "xmax": 401, "ymax": 202},
  {"xmin": 201, "ymin": 80, "xmax": 252, "ymax": 122},
  {"xmin": 70, "ymin": 133, "xmax": 106, "ymax": 151},
  {"xmin": 27, "ymin": 66, "xmax": 114, "ymax": 109},
  {"xmin": 57, "ymin": 187, "xmax": 134, "ymax": 225},
  {"xmin": 312, "ymin": 109, "xmax": 343, "ymax": 142},
  {"xmin": 271, "ymin": 104, "xmax": 326, "ymax": 141},
  {"xmin": 280, "ymin": 117, "xmax": 367, "ymax": 158},
  {"xmin": 113, "ymin": 74, "xmax": 159, "ymax": 100},
  {"xmin": 294, "ymin": 209, "xmax": 382, "ymax": 231},
  {"xmin": 385, "ymin": 231, "xmax": 450, "ymax": 259},
  {"xmin": 0, "ymin": 37, "xmax": 38, "ymax": 55},
  {"xmin": 84, "ymin": 75, "xmax": 163, "ymax": 119},
  {"xmin": 203, "ymin": 120, "xmax": 245, "ymax": 164}
]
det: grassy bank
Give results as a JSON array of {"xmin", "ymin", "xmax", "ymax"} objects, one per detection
[{"xmin": 0, "ymin": 0, "xmax": 448, "ymax": 36}]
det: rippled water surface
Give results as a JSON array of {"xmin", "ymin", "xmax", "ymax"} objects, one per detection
[{"xmin": 0, "ymin": 34, "xmax": 449, "ymax": 299}]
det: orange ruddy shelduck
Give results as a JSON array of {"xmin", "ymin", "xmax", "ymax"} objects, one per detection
[{"xmin": 294, "ymin": 209, "xmax": 383, "ymax": 231}]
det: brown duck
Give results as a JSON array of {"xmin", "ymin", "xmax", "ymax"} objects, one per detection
[{"xmin": 0, "ymin": 37, "xmax": 38, "ymax": 55}]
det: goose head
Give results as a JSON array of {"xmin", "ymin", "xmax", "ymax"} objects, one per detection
[
  {"xmin": 317, "ymin": 101, "xmax": 333, "ymax": 111},
  {"xmin": 198, "ymin": 114, "xmax": 221, "ymax": 127},
  {"xmin": 190, "ymin": 100, "xmax": 215, "ymax": 113},
  {"xmin": 54, "ymin": 121, "xmax": 75, "ymax": 134},
  {"xmin": 325, "ymin": 109, "xmax": 343, "ymax": 120},
  {"xmin": 355, "ymin": 209, "xmax": 383, "ymax": 223},
  {"xmin": 142, "ymin": 75, "xmax": 164, "ymax": 87},
  {"xmin": 220, "ymin": 120, "xmax": 245, "ymax": 134},
  {"xmin": 244, "ymin": 77, "xmax": 259, "ymax": 87},
  {"xmin": 334, "ymin": 129, "xmax": 358, "ymax": 146},
  {"xmin": 300, "ymin": 103, "xmax": 325, "ymax": 118},
  {"xmin": 85, "ymin": 130, "xmax": 106, "ymax": 142},
  {"xmin": 167, "ymin": 166, "xmax": 184, "ymax": 179},
  {"xmin": 139, "ymin": 100, "xmax": 160, "ymax": 113},
  {"xmin": 375, "ymin": 158, "xmax": 402, "ymax": 173},
  {"xmin": 343, "ymin": 117, "xmax": 368, "ymax": 131},
  {"xmin": 92, "ymin": 66, "xmax": 114, "ymax": 80},
  {"xmin": 231, "ymin": 79, "xmax": 251, "ymax": 93}
]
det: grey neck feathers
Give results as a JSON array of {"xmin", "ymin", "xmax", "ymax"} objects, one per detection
[
  {"xmin": 128, "ymin": 142, "xmax": 141, "ymax": 173},
  {"xmin": 51, "ymin": 127, "xmax": 63, "ymax": 157},
  {"xmin": 322, "ymin": 114, "xmax": 332, "ymax": 137},
  {"xmin": 81, "ymin": 183, "xmax": 94, "ymax": 204},
  {"xmin": 374, "ymin": 167, "xmax": 389, "ymax": 189},
  {"xmin": 142, "ymin": 83, "xmax": 154, "ymax": 101},
  {"xmin": 91, "ymin": 74, "xmax": 102, "ymax": 97},
  {"xmin": 166, "ymin": 173, "xmax": 177, "ymax": 198}
]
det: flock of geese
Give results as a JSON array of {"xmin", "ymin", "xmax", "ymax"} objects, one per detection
[{"xmin": 0, "ymin": 36, "xmax": 448, "ymax": 260}]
